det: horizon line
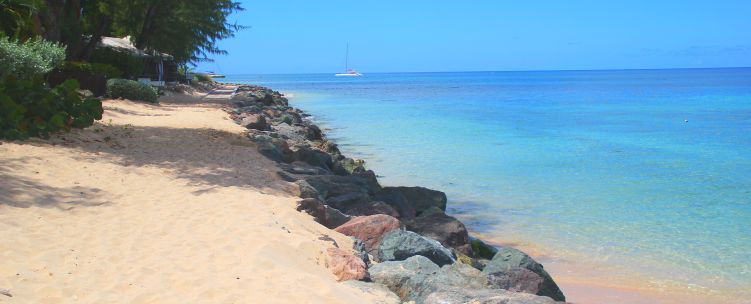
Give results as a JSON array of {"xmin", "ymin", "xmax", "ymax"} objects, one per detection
[{"xmin": 212, "ymin": 66, "xmax": 751, "ymax": 76}]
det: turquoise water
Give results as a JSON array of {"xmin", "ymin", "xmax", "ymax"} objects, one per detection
[{"xmin": 225, "ymin": 69, "xmax": 751, "ymax": 297}]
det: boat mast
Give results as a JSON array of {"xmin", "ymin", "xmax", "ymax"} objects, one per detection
[{"xmin": 345, "ymin": 43, "xmax": 349, "ymax": 72}]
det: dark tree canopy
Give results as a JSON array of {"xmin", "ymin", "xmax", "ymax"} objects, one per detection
[{"xmin": 4, "ymin": 0, "xmax": 244, "ymax": 63}]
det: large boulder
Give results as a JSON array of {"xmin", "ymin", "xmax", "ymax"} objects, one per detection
[
  {"xmin": 488, "ymin": 268, "xmax": 546, "ymax": 296},
  {"xmin": 343, "ymin": 201, "xmax": 400, "ymax": 218},
  {"xmin": 423, "ymin": 286, "xmax": 558, "ymax": 304},
  {"xmin": 332, "ymin": 158, "xmax": 367, "ymax": 175},
  {"xmin": 249, "ymin": 134, "xmax": 292, "ymax": 162},
  {"xmin": 371, "ymin": 257, "xmax": 554, "ymax": 304},
  {"xmin": 373, "ymin": 189, "xmax": 416, "ymax": 224},
  {"xmin": 292, "ymin": 145, "xmax": 333, "ymax": 170},
  {"xmin": 325, "ymin": 192, "xmax": 371, "ymax": 210},
  {"xmin": 378, "ymin": 230, "xmax": 455, "ymax": 266},
  {"xmin": 301, "ymin": 175, "xmax": 379, "ymax": 199},
  {"xmin": 326, "ymin": 247, "xmax": 368, "ymax": 281},
  {"xmin": 334, "ymin": 214, "xmax": 403, "ymax": 255},
  {"xmin": 481, "ymin": 247, "xmax": 565, "ymax": 302},
  {"xmin": 296, "ymin": 198, "xmax": 351, "ymax": 229},
  {"xmin": 409, "ymin": 207, "xmax": 473, "ymax": 256},
  {"xmin": 305, "ymin": 124, "xmax": 323, "ymax": 141},
  {"xmin": 241, "ymin": 114, "xmax": 268, "ymax": 131},
  {"xmin": 470, "ymin": 236, "xmax": 499, "ymax": 260},
  {"xmin": 341, "ymin": 281, "xmax": 401, "ymax": 304},
  {"xmin": 379, "ymin": 186, "xmax": 447, "ymax": 215},
  {"xmin": 369, "ymin": 255, "xmax": 441, "ymax": 300}
]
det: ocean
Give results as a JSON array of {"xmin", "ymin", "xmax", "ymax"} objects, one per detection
[{"xmin": 223, "ymin": 69, "xmax": 751, "ymax": 301}]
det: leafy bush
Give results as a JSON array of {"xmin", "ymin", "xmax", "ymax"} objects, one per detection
[
  {"xmin": 106, "ymin": 78, "xmax": 158, "ymax": 103},
  {"xmin": 0, "ymin": 76, "xmax": 103, "ymax": 140},
  {"xmin": 194, "ymin": 73, "xmax": 213, "ymax": 82},
  {"xmin": 90, "ymin": 47, "xmax": 144, "ymax": 79},
  {"xmin": 0, "ymin": 37, "xmax": 66, "ymax": 79},
  {"xmin": 56, "ymin": 61, "xmax": 123, "ymax": 79}
]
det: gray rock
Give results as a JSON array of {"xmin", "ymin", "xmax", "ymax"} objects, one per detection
[
  {"xmin": 280, "ymin": 161, "xmax": 332, "ymax": 176},
  {"xmin": 333, "ymin": 157, "xmax": 367, "ymax": 175},
  {"xmin": 374, "ymin": 190, "xmax": 417, "ymax": 224},
  {"xmin": 369, "ymin": 255, "xmax": 441, "ymax": 300},
  {"xmin": 341, "ymin": 281, "xmax": 401, "ymax": 304},
  {"xmin": 488, "ymin": 268, "xmax": 546, "ymax": 296},
  {"xmin": 482, "ymin": 247, "xmax": 565, "ymax": 302},
  {"xmin": 292, "ymin": 145, "xmax": 333, "ymax": 170},
  {"xmin": 294, "ymin": 180, "xmax": 321, "ymax": 200},
  {"xmin": 409, "ymin": 207, "xmax": 473, "ymax": 256},
  {"xmin": 379, "ymin": 186, "xmax": 447, "ymax": 215},
  {"xmin": 423, "ymin": 286, "xmax": 558, "ymax": 304},
  {"xmin": 305, "ymin": 124, "xmax": 323, "ymax": 141},
  {"xmin": 295, "ymin": 198, "xmax": 352, "ymax": 229},
  {"xmin": 241, "ymin": 114, "xmax": 268, "ymax": 130},
  {"xmin": 302, "ymin": 174, "xmax": 379, "ymax": 199},
  {"xmin": 378, "ymin": 230, "xmax": 455, "ymax": 266},
  {"xmin": 470, "ymin": 236, "xmax": 499, "ymax": 260},
  {"xmin": 343, "ymin": 200, "xmax": 400, "ymax": 218},
  {"xmin": 325, "ymin": 192, "xmax": 371, "ymax": 210}
]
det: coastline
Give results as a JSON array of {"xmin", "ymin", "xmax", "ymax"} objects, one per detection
[{"xmin": 270, "ymin": 83, "xmax": 749, "ymax": 304}]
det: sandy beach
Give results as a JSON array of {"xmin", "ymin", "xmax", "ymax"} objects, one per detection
[{"xmin": 0, "ymin": 88, "xmax": 392, "ymax": 303}]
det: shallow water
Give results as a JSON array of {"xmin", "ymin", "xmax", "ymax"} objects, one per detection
[{"xmin": 225, "ymin": 69, "xmax": 751, "ymax": 301}]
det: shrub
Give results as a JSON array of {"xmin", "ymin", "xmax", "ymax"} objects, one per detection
[
  {"xmin": 90, "ymin": 48, "xmax": 144, "ymax": 79},
  {"xmin": 0, "ymin": 75, "xmax": 103, "ymax": 140},
  {"xmin": 106, "ymin": 78, "xmax": 158, "ymax": 103},
  {"xmin": 0, "ymin": 37, "xmax": 66, "ymax": 79},
  {"xmin": 56, "ymin": 61, "xmax": 123, "ymax": 79},
  {"xmin": 194, "ymin": 73, "xmax": 213, "ymax": 82}
]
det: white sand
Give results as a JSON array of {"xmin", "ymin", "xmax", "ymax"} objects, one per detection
[{"xmin": 0, "ymin": 90, "xmax": 390, "ymax": 303}]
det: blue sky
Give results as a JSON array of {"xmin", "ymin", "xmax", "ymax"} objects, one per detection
[{"xmin": 196, "ymin": 0, "xmax": 751, "ymax": 74}]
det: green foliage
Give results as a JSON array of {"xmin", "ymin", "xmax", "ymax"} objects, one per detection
[
  {"xmin": 90, "ymin": 47, "xmax": 144, "ymax": 78},
  {"xmin": 57, "ymin": 61, "xmax": 122, "ymax": 78},
  {"xmin": 0, "ymin": 75, "xmax": 103, "ymax": 140},
  {"xmin": 112, "ymin": 0, "xmax": 245, "ymax": 63},
  {"xmin": 194, "ymin": 73, "xmax": 213, "ymax": 82},
  {"xmin": 106, "ymin": 78, "xmax": 157, "ymax": 103},
  {"xmin": 1, "ymin": 0, "xmax": 41, "ymax": 39},
  {"xmin": 0, "ymin": 37, "xmax": 66, "ymax": 79}
]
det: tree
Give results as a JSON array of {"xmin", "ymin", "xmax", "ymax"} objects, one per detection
[
  {"xmin": 0, "ymin": 0, "xmax": 42, "ymax": 40},
  {"xmin": 114, "ymin": 0, "xmax": 244, "ymax": 64}
]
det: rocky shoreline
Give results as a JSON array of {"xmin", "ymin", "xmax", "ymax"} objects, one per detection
[{"xmin": 225, "ymin": 84, "xmax": 567, "ymax": 304}]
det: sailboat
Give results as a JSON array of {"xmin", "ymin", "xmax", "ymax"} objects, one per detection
[{"xmin": 335, "ymin": 43, "xmax": 362, "ymax": 77}]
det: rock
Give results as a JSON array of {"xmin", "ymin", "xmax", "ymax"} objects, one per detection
[
  {"xmin": 325, "ymin": 192, "xmax": 371, "ymax": 210},
  {"xmin": 280, "ymin": 161, "xmax": 332, "ymax": 176},
  {"xmin": 326, "ymin": 247, "xmax": 368, "ymax": 281},
  {"xmin": 369, "ymin": 255, "xmax": 441, "ymax": 300},
  {"xmin": 354, "ymin": 170, "xmax": 382, "ymax": 195},
  {"xmin": 333, "ymin": 158, "xmax": 366, "ymax": 175},
  {"xmin": 302, "ymin": 175, "xmax": 379, "ymax": 199},
  {"xmin": 0, "ymin": 288, "xmax": 11, "ymax": 297},
  {"xmin": 294, "ymin": 180, "xmax": 321, "ymax": 199},
  {"xmin": 409, "ymin": 207, "xmax": 473, "ymax": 256},
  {"xmin": 374, "ymin": 190, "xmax": 417, "ymax": 224},
  {"xmin": 305, "ymin": 124, "xmax": 323, "ymax": 141},
  {"xmin": 481, "ymin": 247, "xmax": 565, "ymax": 302},
  {"xmin": 249, "ymin": 134, "xmax": 292, "ymax": 162},
  {"xmin": 343, "ymin": 200, "xmax": 400, "ymax": 218},
  {"xmin": 292, "ymin": 145, "xmax": 333, "ymax": 170},
  {"xmin": 272, "ymin": 123, "xmax": 307, "ymax": 142},
  {"xmin": 488, "ymin": 268, "xmax": 546, "ymax": 296},
  {"xmin": 423, "ymin": 286, "xmax": 558, "ymax": 304},
  {"xmin": 241, "ymin": 114, "xmax": 268, "ymax": 130},
  {"xmin": 342, "ymin": 281, "xmax": 401, "ymax": 304},
  {"xmin": 378, "ymin": 230, "xmax": 455, "ymax": 266},
  {"xmin": 470, "ymin": 236, "xmax": 499, "ymax": 260},
  {"xmin": 379, "ymin": 186, "xmax": 447, "ymax": 215},
  {"xmin": 296, "ymin": 198, "xmax": 352, "ymax": 229},
  {"xmin": 334, "ymin": 214, "xmax": 403, "ymax": 255},
  {"xmin": 369, "ymin": 260, "xmax": 556, "ymax": 303}
]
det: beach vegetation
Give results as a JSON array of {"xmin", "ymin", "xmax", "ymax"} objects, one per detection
[
  {"xmin": 0, "ymin": 75, "xmax": 103, "ymax": 140},
  {"xmin": 0, "ymin": 36, "xmax": 66, "ymax": 79},
  {"xmin": 106, "ymin": 78, "xmax": 158, "ymax": 103},
  {"xmin": 0, "ymin": 0, "xmax": 42, "ymax": 40},
  {"xmin": 55, "ymin": 61, "xmax": 122, "ymax": 79},
  {"xmin": 194, "ymin": 73, "xmax": 214, "ymax": 82}
]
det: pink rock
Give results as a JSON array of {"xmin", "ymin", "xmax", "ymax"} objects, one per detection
[
  {"xmin": 326, "ymin": 247, "xmax": 368, "ymax": 281},
  {"xmin": 334, "ymin": 214, "xmax": 403, "ymax": 254}
]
